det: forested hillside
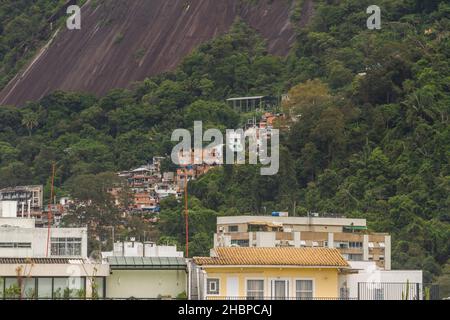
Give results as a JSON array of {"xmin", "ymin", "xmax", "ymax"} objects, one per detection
[
  {"xmin": 0, "ymin": 0, "xmax": 448, "ymax": 293},
  {"xmin": 0, "ymin": 0, "xmax": 70, "ymax": 89}
]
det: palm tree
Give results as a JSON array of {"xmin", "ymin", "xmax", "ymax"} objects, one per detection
[{"xmin": 21, "ymin": 111, "xmax": 38, "ymax": 136}]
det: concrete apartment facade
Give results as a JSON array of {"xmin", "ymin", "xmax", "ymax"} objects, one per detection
[
  {"xmin": 214, "ymin": 216, "xmax": 391, "ymax": 270},
  {"xmin": 0, "ymin": 185, "xmax": 43, "ymax": 216},
  {"xmin": 0, "ymin": 217, "xmax": 88, "ymax": 258},
  {"xmin": 0, "ymin": 217, "xmax": 106, "ymax": 299}
]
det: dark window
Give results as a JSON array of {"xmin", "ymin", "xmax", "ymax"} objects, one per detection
[
  {"xmin": 349, "ymin": 242, "xmax": 363, "ymax": 248},
  {"xmin": 231, "ymin": 239, "xmax": 249, "ymax": 247},
  {"xmin": 228, "ymin": 225, "xmax": 238, "ymax": 232},
  {"xmin": 50, "ymin": 237, "xmax": 82, "ymax": 256},
  {"xmin": 247, "ymin": 280, "xmax": 264, "ymax": 299},
  {"xmin": 0, "ymin": 242, "xmax": 31, "ymax": 248},
  {"xmin": 296, "ymin": 280, "xmax": 313, "ymax": 300},
  {"xmin": 348, "ymin": 254, "xmax": 363, "ymax": 261},
  {"xmin": 207, "ymin": 279, "xmax": 220, "ymax": 295}
]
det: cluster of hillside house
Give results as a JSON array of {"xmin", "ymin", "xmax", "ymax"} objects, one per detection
[
  {"xmin": 0, "ymin": 101, "xmax": 431, "ymax": 300},
  {"xmin": 0, "ymin": 211, "xmax": 427, "ymax": 300}
]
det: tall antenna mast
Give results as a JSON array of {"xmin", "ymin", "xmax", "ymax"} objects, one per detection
[
  {"xmin": 184, "ymin": 167, "xmax": 189, "ymax": 258},
  {"xmin": 46, "ymin": 163, "xmax": 56, "ymax": 257}
]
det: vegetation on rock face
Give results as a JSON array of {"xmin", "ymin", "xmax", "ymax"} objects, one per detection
[
  {"xmin": 0, "ymin": 0, "xmax": 71, "ymax": 89},
  {"xmin": 0, "ymin": 0, "xmax": 449, "ymax": 292}
]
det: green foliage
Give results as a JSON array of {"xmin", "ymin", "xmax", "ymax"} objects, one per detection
[
  {"xmin": 4, "ymin": 283, "xmax": 21, "ymax": 299},
  {"xmin": 0, "ymin": 0, "xmax": 69, "ymax": 89},
  {"xmin": 176, "ymin": 291, "xmax": 188, "ymax": 300}
]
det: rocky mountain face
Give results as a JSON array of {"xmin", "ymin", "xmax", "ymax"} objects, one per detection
[{"xmin": 0, "ymin": 0, "xmax": 299, "ymax": 106}]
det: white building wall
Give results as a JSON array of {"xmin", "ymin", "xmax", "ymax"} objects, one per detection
[
  {"xmin": 110, "ymin": 242, "xmax": 183, "ymax": 257},
  {"xmin": 293, "ymin": 232, "xmax": 301, "ymax": 247},
  {"xmin": 0, "ymin": 201, "xmax": 18, "ymax": 218},
  {"xmin": 363, "ymin": 234, "xmax": 369, "ymax": 261},
  {"xmin": 0, "ymin": 218, "xmax": 88, "ymax": 258},
  {"xmin": 255, "ymin": 232, "xmax": 276, "ymax": 247},
  {"xmin": 328, "ymin": 232, "xmax": 334, "ymax": 248},
  {"xmin": 340, "ymin": 262, "xmax": 422, "ymax": 300},
  {"xmin": 384, "ymin": 235, "xmax": 391, "ymax": 270},
  {"xmin": 106, "ymin": 269, "xmax": 187, "ymax": 299}
]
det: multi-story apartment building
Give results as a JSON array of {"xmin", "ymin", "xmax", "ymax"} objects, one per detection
[
  {"xmin": 0, "ymin": 185, "xmax": 43, "ymax": 216},
  {"xmin": 0, "ymin": 217, "xmax": 88, "ymax": 258},
  {"xmin": 213, "ymin": 215, "xmax": 391, "ymax": 270}
]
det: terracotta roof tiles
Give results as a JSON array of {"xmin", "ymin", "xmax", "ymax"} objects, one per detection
[{"xmin": 194, "ymin": 247, "xmax": 349, "ymax": 267}]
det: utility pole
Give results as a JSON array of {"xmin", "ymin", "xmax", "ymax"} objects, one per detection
[
  {"xmin": 46, "ymin": 163, "xmax": 56, "ymax": 257},
  {"xmin": 111, "ymin": 226, "xmax": 115, "ymax": 245},
  {"xmin": 184, "ymin": 167, "xmax": 189, "ymax": 258}
]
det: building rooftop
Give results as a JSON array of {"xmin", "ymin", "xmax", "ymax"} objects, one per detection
[
  {"xmin": 194, "ymin": 247, "xmax": 349, "ymax": 268},
  {"xmin": 226, "ymin": 96, "xmax": 265, "ymax": 101},
  {"xmin": 217, "ymin": 215, "xmax": 367, "ymax": 227},
  {"xmin": 107, "ymin": 256, "xmax": 186, "ymax": 270},
  {"xmin": 0, "ymin": 257, "xmax": 86, "ymax": 264}
]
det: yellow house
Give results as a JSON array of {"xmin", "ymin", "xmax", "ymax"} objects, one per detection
[{"xmin": 193, "ymin": 247, "xmax": 350, "ymax": 300}]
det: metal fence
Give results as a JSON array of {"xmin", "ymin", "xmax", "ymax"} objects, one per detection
[
  {"xmin": 357, "ymin": 282, "xmax": 439, "ymax": 300},
  {"xmin": 206, "ymin": 297, "xmax": 357, "ymax": 301}
]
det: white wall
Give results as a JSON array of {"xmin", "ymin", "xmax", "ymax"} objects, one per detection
[
  {"xmin": 106, "ymin": 269, "xmax": 187, "ymax": 299},
  {"xmin": 340, "ymin": 262, "xmax": 422, "ymax": 300},
  {"xmin": 0, "ymin": 217, "xmax": 35, "ymax": 228},
  {"xmin": 0, "ymin": 224, "xmax": 88, "ymax": 258},
  {"xmin": 112, "ymin": 242, "xmax": 183, "ymax": 257},
  {"xmin": 255, "ymin": 232, "xmax": 276, "ymax": 247},
  {"xmin": 0, "ymin": 201, "xmax": 18, "ymax": 218}
]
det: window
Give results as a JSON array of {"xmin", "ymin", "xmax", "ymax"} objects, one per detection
[
  {"xmin": 231, "ymin": 239, "xmax": 249, "ymax": 247},
  {"xmin": 348, "ymin": 254, "xmax": 363, "ymax": 261},
  {"xmin": 23, "ymin": 278, "xmax": 36, "ymax": 298},
  {"xmin": 38, "ymin": 278, "xmax": 52, "ymax": 299},
  {"xmin": 91, "ymin": 277, "xmax": 104, "ymax": 298},
  {"xmin": 207, "ymin": 279, "xmax": 220, "ymax": 295},
  {"xmin": 335, "ymin": 242, "xmax": 349, "ymax": 249},
  {"xmin": 4, "ymin": 278, "xmax": 20, "ymax": 299},
  {"xmin": 349, "ymin": 242, "xmax": 363, "ymax": 248},
  {"xmin": 53, "ymin": 278, "xmax": 69, "ymax": 298},
  {"xmin": 378, "ymin": 242, "xmax": 385, "ymax": 248},
  {"xmin": 228, "ymin": 225, "xmax": 238, "ymax": 232},
  {"xmin": 247, "ymin": 280, "xmax": 264, "ymax": 300},
  {"xmin": 51, "ymin": 237, "xmax": 82, "ymax": 256},
  {"xmin": 0, "ymin": 242, "xmax": 31, "ymax": 248},
  {"xmin": 272, "ymin": 280, "xmax": 289, "ymax": 300},
  {"xmin": 296, "ymin": 280, "xmax": 313, "ymax": 300},
  {"xmin": 368, "ymin": 242, "xmax": 374, "ymax": 248}
]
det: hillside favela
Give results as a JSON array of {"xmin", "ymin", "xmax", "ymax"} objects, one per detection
[{"xmin": 0, "ymin": 0, "xmax": 448, "ymax": 309}]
